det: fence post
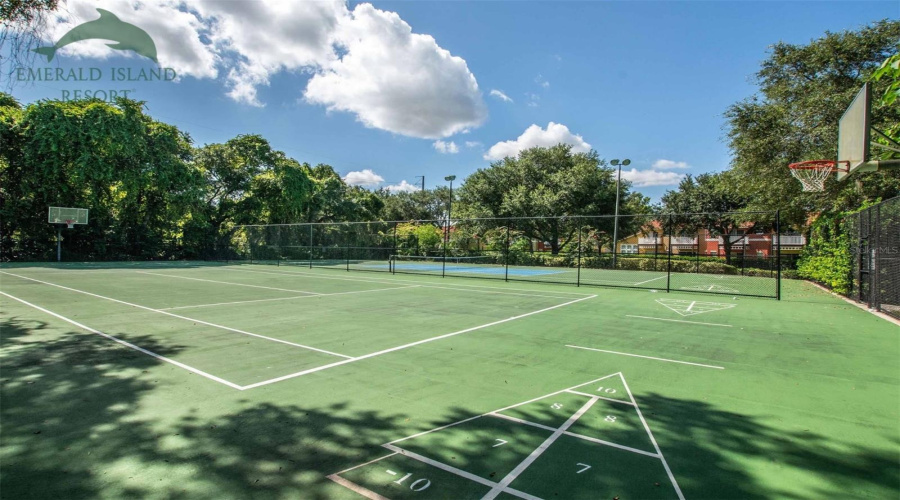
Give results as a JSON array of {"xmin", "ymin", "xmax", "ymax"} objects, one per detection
[
  {"xmin": 695, "ymin": 229, "xmax": 700, "ymax": 273},
  {"xmin": 505, "ymin": 222, "xmax": 510, "ymax": 282},
  {"xmin": 577, "ymin": 224, "xmax": 582, "ymax": 287},
  {"xmin": 776, "ymin": 210, "xmax": 781, "ymax": 301},
  {"xmin": 666, "ymin": 216, "xmax": 672, "ymax": 293},
  {"xmin": 873, "ymin": 204, "xmax": 881, "ymax": 311},
  {"xmin": 392, "ymin": 222, "xmax": 398, "ymax": 274},
  {"xmin": 308, "ymin": 224, "xmax": 313, "ymax": 269}
]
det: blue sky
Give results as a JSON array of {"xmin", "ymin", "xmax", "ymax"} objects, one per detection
[{"xmin": 7, "ymin": 0, "xmax": 897, "ymax": 201}]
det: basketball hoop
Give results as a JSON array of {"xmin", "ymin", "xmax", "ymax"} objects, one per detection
[
  {"xmin": 788, "ymin": 160, "xmax": 847, "ymax": 192},
  {"xmin": 65, "ymin": 219, "xmax": 75, "ymax": 229}
]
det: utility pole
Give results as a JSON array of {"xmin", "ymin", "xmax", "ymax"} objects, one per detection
[{"xmin": 609, "ymin": 158, "xmax": 630, "ymax": 268}]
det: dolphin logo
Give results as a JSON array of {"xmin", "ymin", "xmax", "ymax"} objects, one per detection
[{"xmin": 32, "ymin": 9, "xmax": 158, "ymax": 63}]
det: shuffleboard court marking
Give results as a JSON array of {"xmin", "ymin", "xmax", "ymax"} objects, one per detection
[
  {"xmin": 225, "ymin": 266, "xmax": 593, "ymax": 299},
  {"xmin": 626, "ymin": 314, "xmax": 733, "ymax": 327},
  {"xmin": 566, "ymin": 344, "xmax": 726, "ymax": 370},
  {"xmin": 137, "ymin": 271, "xmax": 323, "ymax": 295},
  {"xmin": 621, "ymin": 375, "xmax": 686, "ymax": 500},
  {"xmin": 330, "ymin": 452, "xmax": 398, "ymax": 475},
  {"xmin": 656, "ymin": 298, "xmax": 736, "ymax": 316},
  {"xmin": 0, "ymin": 290, "xmax": 243, "ymax": 390},
  {"xmin": 0, "ymin": 271, "xmax": 352, "ymax": 359},
  {"xmin": 325, "ymin": 475, "xmax": 390, "ymax": 500},
  {"xmin": 333, "ymin": 373, "xmax": 684, "ymax": 499},
  {"xmin": 239, "ymin": 294, "xmax": 596, "ymax": 390},
  {"xmin": 488, "ymin": 412, "xmax": 559, "ymax": 432},
  {"xmin": 565, "ymin": 389, "xmax": 636, "ymax": 405},
  {"xmin": 482, "ymin": 397, "xmax": 598, "ymax": 499},
  {"xmin": 157, "ymin": 285, "xmax": 421, "ymax": 311},
  {"xmin": 560, "ymin": 431, "xmax": 661, "ymax": 458}
]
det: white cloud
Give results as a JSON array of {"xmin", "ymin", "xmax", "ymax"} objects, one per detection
[
  {"xmin": 620, "ymin": 169, "xmax": 685, "ymax": 187},
  {"xmin": 490, "ymin": 89, "xmax": 513, "ymax": 103},
  {"xmin": 465, "ymin": 141, "xmax": 482, "ymax": 148},
  {"xmin": 385, "ymin": 180, "xmax": 420, "ymax": 193},
  {"xmin": 433, "ymin": 140, "xmax": 459, "ymax": 154},
  {"xmin": 484, "ymin": 122, "xmax": 591, "ymax": 160},
  {"xmin": 652, "ymin": 159, "xmax": 690, "ymax": 170},
  {"xmin": 343, "ymin": 169, "xmax": 384, "ymax": 187},
  {"xmin": 41, "ymin": 1, "xmax": 486, "ymax": 137},
  {"xmin": 304, "ymin": 3, "xmax": 487, "ymax": 138},
  {"xmin": 534, "ymin": 74, "xmax": 549, "ymax": 88},
  {"xmin": 525, "ymin": 93, "xmax": 540, "ymax": 107}
]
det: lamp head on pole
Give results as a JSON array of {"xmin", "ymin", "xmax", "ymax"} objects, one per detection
[{"xmin": 444, "ymin": 175, "xmax": 456, "ymax": 182}]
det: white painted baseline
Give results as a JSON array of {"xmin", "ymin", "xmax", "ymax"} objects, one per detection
[
  {"xmin": 0, "ymin": 271, "xmax": 352, "ymax": 359},
  {"xmin": 0, "ymin": 290, "xmax": 243, "ymax": 390},
  {"xmin": 566, "ymin": 344, "xmax": 725, "ymax": 370}
]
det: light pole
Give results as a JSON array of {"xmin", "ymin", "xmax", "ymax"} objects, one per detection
[
  {"xmin": 443, "ymin": 175, "xmax": 456, "ymax": 275},
  {"xmin": 609, "ymin": 158, "xmax": 630, "ymax": 268}
]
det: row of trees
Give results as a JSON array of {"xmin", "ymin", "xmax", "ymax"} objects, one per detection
[{"xmin": 0, "ymin": 96, "xmax": 648, "ymax": 261}]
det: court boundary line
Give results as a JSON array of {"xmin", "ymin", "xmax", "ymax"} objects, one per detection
[
  {"xmin": 633, "ymin": 274, "xmax": 668, "ymax": 285},
  {"xmin": 157, "ymin": 285, "xmax": 421, "ymax": 311},
  {"xmin": 626, "ymin": 314, "xmax": 733, "ymax": 327},
  {"xmin": 136, "ymin": 271, "xmax": 323, "ymax": 295},
  {"xmin": 565, "ymin": 389, "xmax": 636, "ymax": 405},
  {"xmin": 566, "ymin": 344, "xmax": 725, "ymax": 370},
  {"xmin": 0, "ymin": 271, "xmax": 352, "ymax": 359},
  {"xmin": 240, "ymin": 293, "xmax": 596, "ymax": 390},
  {"xmin": 0, "ymin": 290, "xmax": 243, "ymax": 390}
]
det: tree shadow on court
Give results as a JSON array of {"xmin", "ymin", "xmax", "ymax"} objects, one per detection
[
  {"xmin": 402, "ymin": 393, "xmax": 899, "ymax": 499},
  {"xmin": 1, "ymin": 315, "xmax": 411, "ymax": 499}
]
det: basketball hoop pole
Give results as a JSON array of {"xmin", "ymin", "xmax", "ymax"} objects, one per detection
[{"xmin": 57, "ymin": 225, "xmax": 62, "ymax": 262}]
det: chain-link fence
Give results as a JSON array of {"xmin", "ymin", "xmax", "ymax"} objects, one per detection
[
  {"xmin": 846, "ymin": 196, "xmax": 900, "ymax": 320},
  {"xmin": 235, "ymin": 212, "xmax": 783, "ymax": 298}
]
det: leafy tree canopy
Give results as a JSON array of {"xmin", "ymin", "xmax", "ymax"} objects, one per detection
[
  {"xmin": 725, "ymin": 20, "xmax": 900, "ymax": 221},
  {"xmin": 457, "ymin": 144, "xmax": 650, "ymax": 254}
]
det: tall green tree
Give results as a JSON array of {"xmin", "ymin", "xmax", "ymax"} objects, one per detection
[
  {"xmin": 725, "ymin": 20, "xmax": 900, "ymax": 221},
  {"xmin": 458, "ymin": 144, "xmax": 649, "ymax": 254},
  {"xmin": 660, "ymin": 171, "xmax": 758, "ymax": 263},
  {"xmin": 0, "ymin": 95, "xmax": 198, "ymax": 260},
  {"xmin": 378, "ymin": 187, "xmax": 452, "ymax": 223}
]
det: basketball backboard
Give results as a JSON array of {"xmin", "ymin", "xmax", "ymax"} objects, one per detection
[
  {"xmin": 48, "ymin": 207, "xmax": 89, "ymax": 225},
  {"xmin": 837, "ymin": 83, "xmax": 873, "ymax": 181}
]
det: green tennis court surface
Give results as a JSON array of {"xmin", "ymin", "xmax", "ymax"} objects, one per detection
[{"xmin": 1, "ymin": 262, "xmax": 897, "ymax": 499}]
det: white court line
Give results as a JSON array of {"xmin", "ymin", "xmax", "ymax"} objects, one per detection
[
  {"xmin": 240, "ymin": 294, "xmax": 596, "ymax": 390},
  {"xmin": 626, "ymin": 314, "xmax": 733, "ymax": 327},
  {"xmin": 565, "ymin": 389, "xmax": 635, "ymax": 405},
  {"xmin": 0, "ymin": 271, "xmax": 352, "ymax": 359},
  {"xmin": 325, "ymin": 475, "xmax": 389, "ymax": 500},
  {"xmin": 488, "ymin": 412, "xmax": 558, "ymax": 432},
  {"xmin": 158, "ymin": 285, "xmax": 420, "ymax": 311},
  {"xmin": 482, "ymin": 397, "xmax": 598, "ymax": 500},
  {"xmin": 384, "ymin": 444, "xmax": 499, "ymax": 489},
  {"xmin": 560, "ymin": 431, "xmax": 660, "ymax": 458},
  {"xmin": 225, "ymin": 266, "xmax": 592, "ymax": 300},
  {"xmin": 621, "ymin": 375, "xmax": 686, "ymax": 500},
  {"xmin": 686, "ymin": 300, "xmax": 697, "ymax": 312},
  {"xmin": 566, "ymin": 344, "xmax": 725, "ymax": 370},
  {"xmin": 137, "ymin": 271, "xmax": 322, "ymax": 295},
  {"xmin": 330, "ymin": 452, "xmax": 398, "ymax": 475},
  {"xmin": 0, "ymin": 290, "xmax": 243, "ymax": 390},
  {"xmin": 633, "ymin": 274, "xmax": 668, "ymax": 285}
]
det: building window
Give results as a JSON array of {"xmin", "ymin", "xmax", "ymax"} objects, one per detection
[{"xmin": 620, "ymin": 244, "xmax": 638, "ymax": 254}]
